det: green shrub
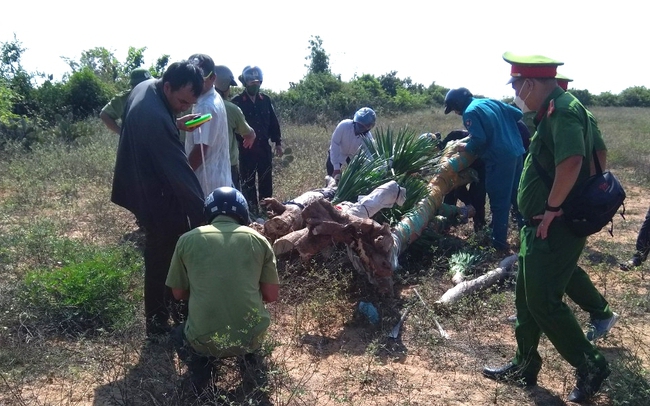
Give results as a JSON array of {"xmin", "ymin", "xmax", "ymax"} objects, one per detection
[
  {"xmin": 19, "ymin": 246, "xmax": 142, "ymax": 335},
  {"xmin": 64, "ymin": 68, "xmax": 110, "ymax": 120}
]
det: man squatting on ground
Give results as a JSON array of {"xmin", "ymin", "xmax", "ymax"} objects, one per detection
[
  {"xmin": 111, "ymin": 61, "xmax": 206, "ymax": 337},
  {"xmin": 482, "ymin": 52, "xmax": 614, "ymax": 404},
  {"xmin": 166, "ymin": 186, "xmax": 279, "ymax": 394}
]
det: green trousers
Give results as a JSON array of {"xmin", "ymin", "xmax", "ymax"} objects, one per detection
[{"xmin": 513, "ymin": 221, "xmax": 608, "ymax": 375}]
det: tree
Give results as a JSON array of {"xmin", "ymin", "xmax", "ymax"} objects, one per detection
[
  {"xmin": 379, "ymin": 71, "xmax": 402, "ymax": 97},
  {"xmin": 1, "ymin": 34, "xmax": 26, "ymax": 79},
  {"xmin": 63, "ymin": 47, "xmax": 120, "ymax": 84},
  {"xmin": 1, "ymin": 35, "xmax": 36, "ymax": 116},
  {"xmin": 0, "ymin": 79, "xmax": 18, "ymax": 124},
  {"xmin": 619, "ymin": 86, "xmax": 650, "ymax": 107},
  {"xmin": 122, "ymin": 46, "xmax": 147, "ymax": 76},
  {"xmin": 593, "ymin": 91, "xmax": 620, "ymax": 107},
  {"xmin": 152, "ymin": 54, "xmax": 170, "ymax": 78},
  {"xmin": 570, "ymin": 89, "xmax": 593, "ymax": 106},
  {"xmin": 305, "ymin": 35, "xmax": 330, "ymax": 74},
  {"xmin": 65, "ymin": 68, "xmax": 110, "ymax": 120}
]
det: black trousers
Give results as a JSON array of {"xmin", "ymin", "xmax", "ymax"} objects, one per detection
[
  {"xmin": 444, "ymin": 162, "xmax": 487, "ymax": 230},
  {"xmin": 143, "ymin": 227, "xmax": 185, "ymax": 336},
  {"xmin": 231, "ymin": 164, "xmax": 241, "ymax": 192},
  {"xmin": 239, "ymin": 143, "xmax": 273, "ymax": 207},
  {"xmin": 325, "ymin": 151, "xmax": 350, "ymax": 176},
  {"xmin": 171, "ymin": 324, "xmax": 268, "ymax": 395},
  {"xmin": 171, "ymin": 324, "xmax": 217, "ymax": 393},
  {"xmin": 634, "ymin": 205, "xmax": 650, "ymax": 261}
]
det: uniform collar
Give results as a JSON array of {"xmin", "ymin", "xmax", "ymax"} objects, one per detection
[{"xmin": 534, "ymin": 87, "xmax": 565, "ymax": 126}]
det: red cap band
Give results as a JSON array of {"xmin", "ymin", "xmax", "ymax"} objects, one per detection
[{"xmin": 510, "ymin": 65, "xmax": 558, "ymax": 78}]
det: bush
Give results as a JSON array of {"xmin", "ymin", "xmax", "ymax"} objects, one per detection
[
  {"xmin": 64, "ymin": 68, "xmax": 111, "ymax": 120},
  {"xmin": 19, "ymin": 246, "xmax": 142, "ymax": 335}
]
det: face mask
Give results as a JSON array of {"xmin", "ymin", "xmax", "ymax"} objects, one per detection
[
  {"xmin": 514, "ymin": 80, "xmax": 532, "ymax": 113},
  {"xmin": 245, "ymin": 84, "xmax": 260, "ymax": 96}
]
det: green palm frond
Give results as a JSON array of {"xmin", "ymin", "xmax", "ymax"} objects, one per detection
[
  {"xmin": 364, "ymin": 126, "xmax": 441, "ymax": 175},
  {"xmin": 332, "ymin": 126, "xmax": 443, "ymax": 224},
  {"xmin": 332, "ymin": 153, "xmax": 390, "ymax": 204},
  {"xmin": 448, "ymin": 251, "xmax": 484, "ymax": 280}
]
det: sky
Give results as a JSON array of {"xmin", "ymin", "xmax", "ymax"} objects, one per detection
[{"xmin": 2, "ymin": 0, "xmax": 648, "ymax": 100}]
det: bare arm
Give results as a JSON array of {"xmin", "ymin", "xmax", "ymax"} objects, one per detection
[
  {"xmin": 535, "ymin": 155, "xmax": 583, "ymax": 239},
  {"xmin": 171, "ymin": 288, "xmax": 189, "ymax": 301},
  {"xmin": 594, "ymin": 149, "xmax": 607, "ymax": 173},
  {"xmin": 100, "ymin": 111, "xmax": 121, "ymax": 135},
  {"xmin": 260, "ymin": 283, "xmax": 279, "ymax": 303},
  {"xmin": 187, "ymin": 144, "xmax": 208, "ymax": 171}
]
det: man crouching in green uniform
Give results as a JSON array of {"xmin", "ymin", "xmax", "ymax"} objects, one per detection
[
  {"xmin": 166, "ymin": 187, "xmax": 279, "ymax": 397},
  {"xmin": 482, "ymin": 53, "xmax": 611, "ymax": 404}
]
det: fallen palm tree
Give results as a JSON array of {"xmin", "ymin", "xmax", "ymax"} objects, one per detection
[{"xmin": 254, "ymin": 127, "xmax": 480, "ymax": 294}]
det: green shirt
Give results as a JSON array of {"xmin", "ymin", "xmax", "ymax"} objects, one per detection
[
  {"xmin": 224, "ymin": 100, "xmax": 253, "ymax": 166},
  {"xmin": 517, "ymin": 88, "xmax": 602, "ymax": 219},
  {"xmin": 166, "ymin": 215, "xmax": 278, "ymax": 357},
  {"xmin": 100, "ymin": 91, "xmax": 130, "ymax": 120}
]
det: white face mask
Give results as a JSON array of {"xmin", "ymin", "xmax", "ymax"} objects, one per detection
[{"xmin": 514, "ymin": 80, "xmax": 532, "ymax": 113}]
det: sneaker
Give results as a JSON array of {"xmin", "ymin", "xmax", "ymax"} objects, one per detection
[
  {"xmin": 506, "ymin": 314, "xmax": 517, "ymax": 323},
  {"xmin": 621, "ymin": 254, "xmax": 643, "ymax": 270},
  {"xmin": 586, "ymin": 312, "xmax": 619, "ymax": 342}
]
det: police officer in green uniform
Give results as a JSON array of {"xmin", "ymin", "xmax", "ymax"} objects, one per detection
[
  {"xmin": 510, "ymin": 72, "xmax": 618, "ymax": 341},
  {"xmin": 100, "ymin": 68, "xmax": 152, "ymax": 135},
  {"xmin": 482, "ymin": 52, "xmax": 611, "ymax": 403}
]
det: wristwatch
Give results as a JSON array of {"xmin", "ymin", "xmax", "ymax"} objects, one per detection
[{"xmin": 545, "ymin": 201, "xmax": 562, "ymax": 212}]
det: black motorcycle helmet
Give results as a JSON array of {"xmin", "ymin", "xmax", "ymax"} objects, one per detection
[
  {"xmin": 444, "ymin": 87, "xmax": 473, "ymax": 114},
  {"xmin": 204, "ymin": 187, "xmax": 250, "ymax": 225}
]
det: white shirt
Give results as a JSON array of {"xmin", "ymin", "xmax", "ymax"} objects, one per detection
[
  {"xmin": 186, "ymin": 88, "xmax": 232, "ymax": 197},
  {"xmin": 328, "ymin": 119, "xmax": 374, "ymax": 170}
]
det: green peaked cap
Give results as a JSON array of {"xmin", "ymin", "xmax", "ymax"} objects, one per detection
[{"xmin": 503, "ymin": 52, "xmax": 564, "ymax": 83}]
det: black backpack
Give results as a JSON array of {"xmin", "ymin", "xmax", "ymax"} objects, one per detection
[{"xmin": 533, "ymin": 150, "xmax": 626, "ymax": 237}]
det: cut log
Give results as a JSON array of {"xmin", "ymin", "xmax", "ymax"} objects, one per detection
[
  {"xmin": 260, "ymin": 186, "xmax": 337, "ymax": 242},
  {"xmin": 436, "ymin": 254, "xmax": 518, "ymax": 306}
]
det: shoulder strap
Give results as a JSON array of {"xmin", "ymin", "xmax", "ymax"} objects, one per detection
[{"xmin": 532, "ymin": 99, "xmax": 602, "ymax": 189}]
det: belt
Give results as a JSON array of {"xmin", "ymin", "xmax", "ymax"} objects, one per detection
[{"xmin": 523, "ymin": 218, "xmax": 542, "ymax": 227}]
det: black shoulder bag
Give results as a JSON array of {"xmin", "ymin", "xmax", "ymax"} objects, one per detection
[{"xmin": 532, "ymin": 151, "xmax": 626, "ymax": 237}]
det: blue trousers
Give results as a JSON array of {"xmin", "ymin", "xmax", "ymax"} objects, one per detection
[{"xmin": 484, "ymin": 155, "xmax": 523, "ymax": 250}]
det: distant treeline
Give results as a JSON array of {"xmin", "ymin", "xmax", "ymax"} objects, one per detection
[{"xmin": 2, "ymin": 35, "xmax": 649, "ymax": 149}]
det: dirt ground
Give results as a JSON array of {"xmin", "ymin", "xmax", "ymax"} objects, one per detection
[{"xmin": 5, "ymin": 187, "xmax": 650, "ymax": 406}]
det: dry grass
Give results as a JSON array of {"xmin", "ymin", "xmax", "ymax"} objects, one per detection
[{"xmin": 1, "ymin": 107, "xmax": 650, "ymax": 405}]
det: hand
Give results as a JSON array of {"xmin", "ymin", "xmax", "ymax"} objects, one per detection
[
  {"xmin": 533, "ymin": 208, "xmax": 564, "ymax": 239},
  {"xmin": 176, "ymin": 114, "xmax": 200, "ymax": 132},
  {"xmin": 275, "ymin": 144, "xmax": 283, "ymax": 157},
  {"xmin": 456, "ymin": 142, "xmax": 467, "ymax": 152},
  {"xmin": 242, "ymin": 133, "xmax": 256, "ymax": 149}
]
